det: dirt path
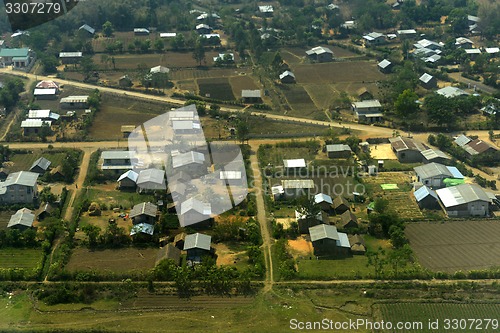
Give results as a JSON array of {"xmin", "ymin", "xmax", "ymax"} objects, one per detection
[
  {"xmin": 248, "ymin": 145, "xmax": 274, "ymax": 292},
  {"xmin": 64, "ymin": 148, "xmax": 93, "ymax": 221}
]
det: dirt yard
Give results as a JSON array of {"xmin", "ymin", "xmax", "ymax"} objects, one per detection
[
  {"xmin": 369, "ymin": 143, "xmax": 396, "ymax": 160},
  {"xmin": 66, "ymin": 247, "xmax": 158, "ymax": 273},
  {"xmin": 212, "ymin": 243, "xmax": 246, "ymax": 266},
  {"xmin": 288, "ymin": 236, "xmax": 313, "ymax": 258}
]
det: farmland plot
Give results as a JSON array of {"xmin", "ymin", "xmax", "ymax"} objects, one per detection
[
  {"xmin": 376, "ymin": 303, "xmax": 500, "ymax": 333},
  {"xmin": 229, "ymin": 75, "xmax": 260, "ymax": 98},
  {"xmin": 292, "ymin": 61, "xmax": 384, "ymax": 84},
  {"xmin": 280, "ymin": 85, "xmax": 319, "ymax": 118},
  {"xmin": 406, "ymin": 220, "xmax": 500, "ymax": 273},
  {"xmin": 0, "ymin": 248, "xmax": 43, "ymax": 269},
  {"xmin": 198, "ymin": 78, "xmax": 235, "ymax": 100}
]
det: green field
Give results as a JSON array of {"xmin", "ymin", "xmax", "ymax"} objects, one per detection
[
  {"xmin": 8, "ymin": 150, "xmax": 72, "ymax": 173},
  {"xmin": 376, "ymin": 303, "xmax": 500, "ymax": 333},
  {"xmin": 0, "ymin": 248, "xmax": 43, "ymax": 269}
]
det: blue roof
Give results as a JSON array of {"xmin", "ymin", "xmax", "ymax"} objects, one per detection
[
  {"xmin": 414, "ymin": 186, "xmax": 438, "ymax": 202},
  {"xmin": 446, "ymin": 166, "xmax": 464, "ymax": 179},
  {"xmin": 336, "ymin": 232, "xmax": 351, "ymax": 248}
]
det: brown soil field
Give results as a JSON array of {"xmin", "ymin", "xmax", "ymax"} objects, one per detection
[
  {"xmin": 370, "ymin": 143, "xmax": 397, "ymax": 160},
  {"xmin": 406, "ymin": 220, "xmax": 500, "ymax": 273},
  {"xmin": 292, "ymin": 61, "xmax": 384, "ymax": 84},
  {"xmin": 288, "ymin": 237, "xmax": 313, "ymax": 257},
  {"xmin": 66, "ymin": 247, "xmax": 158, "ymax": 273},
  {"xmin": 229, "ymin": 75, "xmax": 260, "ymax": 98},
  {"xmin": 170, "ymin": 67, "xmax": 241, "ymax": 81}
]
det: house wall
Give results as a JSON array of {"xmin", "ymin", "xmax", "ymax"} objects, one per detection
[
  {"xmin": 60, "ymin": 101, "xmax": 88, "ymax": 109},
  {"xmin": 132, "ymin": 215, "xmax": 155, "ymax": 225},
  {"xmin": 283, "ymin": 187, "xmax": 310, "ymax": 199},
  {"xmin": 186, "ymin": 248, "xmax": 210, "ymax": 260},
  {"xmin": 317, "ymin": 53, "xmax": 332, "ymax": 62},
  {"xmin": 0, "ymin": 184, "xmax": 37, "ymax": 204},
  {"xmin": 280, "ymin": 76, "xmax": 295, "ymax": 84},
  {"xmin": 312, "ymin": 239, "xmax": 338, "ymax": 256},
  {"xmin": 418, "ymin": 175, "xmax": 446, "ymax": 188},
  {"xmin": 327, "ymin": 151, "xmax": 351, "ymax": 159},
  {"xmin": 119, "ymin": 178, "xmax": 136, "ymax": 189},
  {"xmin": 298, "ymin": 218, "xmax": 323, "ymax": 234},
  {"xmin": 396, "ymin": 149, "xmax": 422, "ymax": 163},
  {"xmin": 446, "ymin": 200, "xmax": 489, "ymax": 217}
]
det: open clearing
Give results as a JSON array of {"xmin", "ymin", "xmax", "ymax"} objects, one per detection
[
  {"xmin": 65, "ymin": 247, "xmax": 158, "ymax": 273},
  {"xmin": 7, "ymin": 149, "xmax": 72, "ymax": 172},
  {"xmin": 376, "ymin": 303, "xmax": 500, "ymax": 333},
  {"xmin": 0, "ymin": 248, "xmax": 43, "ymax": 269},
  {"xmin": 406, "ymin": 220, "xmax": 500, "ymax": 273},
  {"xmin": 292, "ymin": 61, "xmax": 384, "ymax": 84}
]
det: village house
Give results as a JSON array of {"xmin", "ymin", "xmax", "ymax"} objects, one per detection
[
  {"xmin": 389, "ymin": 136, "xmax": 428, "ymax": 163},
  {"xmin": 171, "ymin": 151, "xmax": 206, "ymax": 172},
  {"xmin": 455, "ymin": 37, "xmax": 473, "ymax": 49},
  {"xmin": 155, "ymin": 244, "xmax": 181, "ymax": 266},
  {"xmin": 281, "ymin": 179, "xmax": 314, "ymax": 199},
  {"xmin": 326, "ymin": 144, "xmax": 352, "ymax": 159},
  {"xmin": 130, "ymin": 202, "xmax": 158, "ymax": 225},
  {"xmin": 283, "ymin": 158, "xmax": 306, "ymax": 174},
  {"xmin": 413, "ymin": 185, "xmax": 439, "ymax": 210},
  {"xmin": 20, "ymin": 119, "xmax": 52, "ymax": 136},
  {"xmin": 172, "ymin": 120, "xmax": 201, "ymax": 135},
  {"xmin": 465, "ymin": 48, "xmax": 481, "ymax": 59},
  {"xmin": 150, "ymin": 65, "xmax": 170, "ymax": 74},
  {"xmin": 241, "ymin": 90, "xmax": 262, "ymax": 103},
  {"xmin": 279, "ymin": 70, "xmax": 295, "ymax": 84},
  {"xmin": 195, "ymin": 24, "xmax": 212, "ymax": 35},
  {"xmin": 351, "ymin": 100, "xmax": 383, "ymax": 123},
  {"xmin": 35, "ymin": 80, "xmax": 60, "ymax": 92},
  {"xmin": 295, "ymin": 210, "xmax": 327, "ymax": 234},
  {"xmin": 36, "ymin": 202, "xmax": 55, "ymax": 221},
  {"xmin": 436, "ymin": 184, "xmax": 493, "ymax": 217},
  {"xmin": 436, "ymin": 86, "xmax": 468, "ymax": 98},
  {"xmin": 136, "ymin": 168, "xmax": 166, "ymax": 192},
  {"xmin": 78, "ymin": 24, "xmax": 95, "ymax": 35},
  {"xmin": 340, "ymin": 210, "xmax": 358, "ymax": 230},
  {"xmin": 356, "ymin": 87, "xmax": 373, "ymax": 101},
  {"xmin": 118, "ymin": 75, "xmax": 132, "ymax": 88},
  {"xmin": 397, "ymin": 29, "xmax": 417, "ymax": 39},
  {"xmin": 0, "ymin": 168, "xmax": 9, "ymax": 181},
  {"xmin": 28, "ymin": 110, "xmax": 60, "ymax": 122},
  {"xmin": 305, "ymin": 46, "xmax": 334, "ymax": 62},
  {"xmin": 184, "ymin": 233, "xmax": 213, "ymax": 262},
  {"xmin": 309, "ymin": 224, "xmax": 351, "ymax": 258},
  {"xmin": 0, "ymin": 47, "xmax": 32, "ymax": 68},
  {"xmin": 168, "ymin": 181, "xmax": 187, "ymax": 201},
  {"xmin": 419, "ymin": 73, "xmax": 437, "ymax": 90},
  {"xmin": 60, "ymin": 96, "xmax": 89, "ymax": 109},
  {"xmin": 314, "ymin": 193, "xmax": 333, "ymax": 211},
  {"xmin": 179, "ymin": 197, "xmax": 213, "ymax": 228},
  {"xmin": 29, "ymin": 157, "xmax": 51, "ymax": 174},
  {"xmin": 377, "ymin": 59, "xmax": 392, "ymax": 74},
  {"xmin": 363, "ymin": 32, "xmax": 385, "ymax": 46},
  {"xmin": 134, "ymin": 28, "xmax": 150, "ymax": 35},
  {"xmin": 7, "ymin": 208, "xmax": 35, "ymax": 231},
  {"xmin": 414, "ymin": 163, "xmax": 462, "ymax": 189},
  {"xmin": 421, "ymin": 148, "xmax": 451, "ymax": 165},
  {"xmin": 49, "ymin": 166, "xmax": 65, "ymax": 181},
  {"xmin": 271, "ymin": 185, "xmax": 284, "ymax": 201},
  {"xmin": 349, "ymin": 234, "xmax": 366, "ymax": 254},
  {"xmin": 219, "ymin": 170, "xmax": 243, "ymax": 186},
  {"xmin": 0, "ymin": 171, "xmax": 39, "ymax": 204},
  {"xmin": 100, "ymin": 150, "xmax": 137, "ymax": 171},
  {"xmin": 462, "ymin": 139, "xmax": 498, "ymax": 158},
  {"xmin": 333, "ymin": 196, "xmax": 350, "ymax": 214},
  {"xmin": 117, "ymin": 170, "xmax": 138, "ymax": 190},
  {"xmin": 59, "ymin": 52, "xmax": 83, "ymax": 64},
  {"xmin": 34, "ymin": 88, "xmax": 57, "ymax": 100}
]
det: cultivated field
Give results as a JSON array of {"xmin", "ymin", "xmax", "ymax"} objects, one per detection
[
  {"xmin": 406, "ymin": 220, "xmax": 500, "ymax": 273},
  {"xmin": 229, "ymin": 75, "xmax": 260, "ymax": 98},
  {"xmin": 198, "ymin": 78, "xmax": 235, "ymax": 100},
  {"xmin": 0, "ymin": 211, "xmax": 14, "ymax": 229},
  {"xmin": 65, "ymin": 247, "xmax": 158, "ymax": 273},
  {"xmin": 292, "ymin": 61, "xmax": 384, "ymax": 84},
  {"xmin": 364, "ymin": 172, "xmax": 422, "ymax": 220},
  {"xmin": 376, "ymin": 303, "xmax": 500, "ymax": 333},
  {"xmin": 0, "ymin": 248, "xmax": 43, "ymax": 269},
  {"xmin": 281, "ymin": 85, "xmax": 318, "ymax": 117},
  {"xmin": 170, "ymin": 68, "xmax": 242, "ymax": 81}
]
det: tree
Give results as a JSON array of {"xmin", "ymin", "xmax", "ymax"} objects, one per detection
[
  {"xmin": 192, "ymin": 39, "xmax": 206, "ymax": 66},
  {"xmin": 447, "ymin": 8, "xmax": 468, "ymax": 34},
  {"xmin": 102, "ymin": 21, "xmax": 114, "ymax": 37},
  {"xmin": 236, "ymin": 120, "xmax": 250, "ymax": 144},
  {"xmin": 366, "ymin": 248, "xmax": 386, "ymax": 279},
  {"xmin": 40, "ymin": 55, "xmax": 59, "ymax": 74},
  {"xmin": 82, "ymin": 224, "xmax": 101, "ymax": 248},
  {"xmin": 296, "ymin": 196, "xmax": 321, "ymax": 220},
  {"xmin": 424, "ymin": 94, "xmax": 456, "ymax": 127},
  {"xmin": 394, "ymin": 89, "xmax": 419, "ymax": 120},
  {"xmin": 154, "ymin": 38, "xmax": 164, "ymax": 52}
]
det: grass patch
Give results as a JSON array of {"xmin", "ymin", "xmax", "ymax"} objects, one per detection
[
  {"xmin": 0, "ymin": 248, "xmax": 43, "ymax": 269},
  {"xmin": 8, "ymin": 149, "xmax": 75, "ymax": 173}
]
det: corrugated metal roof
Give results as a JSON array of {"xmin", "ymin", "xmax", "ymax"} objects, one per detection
[
  {"xmin": 414, "ymin": 162, "xmax": 453, "ymax": 179},
  {"xmin": 419, "ymin": 73, "xmax": 434, "ymax": 84},
  {"xmin": 241, "ymin": 90, "xmax": 261, "ymax": 98},
  {"xmin": 28, "ymin": 109, "xmax": 60, "ymax": 120},
  {"xmin": 21, "ymin": 119, "xmax": 51, "ymax": 128},
  {"xmin": 307, "ymin": 46, "xmax": 333, "ymax": 55},
  {"xmin": 295, "ymin": 210, "xmax": 322, "ymax": 221},
  {"xmin": 282, "ymin": 179, "xmax": 314, "ymax": 189},
  {"xmin": 172, "ymin": 151, "xmax": 205, "ymax": 168},
  {"xmin": 378, "ymin": 59, "xmax": 391, "ymax": 68},
  {"xmin": 130, "ymin": 223, "xmax": 154, "ymax": 236},
  {"xmin": 183, "ymin": 233, "xmax": 211, "ymax": 250},
  {"xmin": 180, "ymin": 197, "xmax": 212, "ymax": 215},
  {"xmin": 436, "ymin": 184, "xmax": 491, "ymax": 207},
  {"xmin": 336, "ymin": 232, "xmax": 351, "ymax": 248},
  {"xmin": 79, "ymin": 24, "xmax": 95, "ymax": 34},
  {"xmin": 271, "ymin": 185, "xmax": 284, "ymax": 195},
  {"xmin": 150, "ymin": 65, "xmax": 170, "ymax": 73},
  {"xmin": 436, "ymin": 86, "xmax": 469, "ymax": 98},
  {"xmin": 117, "ymin": 170, "xmax": 139, "ymax": 182},
  {"xmin": 130, "ymin": 202, "xmax": 157, "ymax": 218},
  {"xmin": 446, "ymin": 166, "xmax": 464, "ymax": 179},
  {"xmin": 172, "ymin": 120, "xmax": 200, "ymax": 131},
  {"xmin": 59, "ymin": 52, "xmax": 82, "ymax": 58},
  {"xmin": 101, "ymin": 150, "xmax": 136, "ymax": 160},
  {"xmin": 30, "ymin": 157, "xmax": 51, "ymax": 171},
  {"xmin": 137, "ymin": 169, "xmax": 165, "ymax": 186},
  {"xmin": 421, "ymin": 148, "xmax": 449, "ymax": 161},
  {"xmin": 352, "ymin": 100, "xmax": 382, "ymax": 109},
  {"xmin": 414, "ymin": 185, "xmax": 438, "ymax": 202},
  {"xmin": 7, "ymin": 208, "xmax": 34, "ymax": 228},
  {"xmin": 220, "ymin": 171, "xmax": 242, "ymax": 180},
  {"xmin": 454, "ymin": 134, "xmax": 471, "ymax": 147},
  {"xmin": 60, "ymin": 96, "xmax": 89, "ymax": 103},
  {"xmin": 34, "ymin": 88, "xmax": 57, "ymax": 95},
  {"xmin": 3, "ymin": 171, "xmax": 38, "ymax": 187},
  {"xmin": 314, "ymin": 193, "xmax": 332, "ymax": 204},
  {"xmin": 309, "ymin": 224, "xmax": 339, "ymax": 242},
  {"xmin": 390, "ymin": 136, "xmax": 427, "ymax": 152},
  {"xmin": 326, "ymin": 144, "xmax": 351, "ymax": 153},
  {"xmin": 279, "ymin": 70, "xmax": 295, "ymax": 80},
  {"xmin": 283, "ymin": 159, "xmax": 306, "ymax": 168},
  {"xmin": 0, "ymin": 48, "xmax": 29, "ymax": 57}
]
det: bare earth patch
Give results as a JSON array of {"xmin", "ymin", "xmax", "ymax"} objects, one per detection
[
  {"xmin": 288, "ymin": 236, "xmax": 313, "ymax": 257},
  {"xmin": 369, "ymin": 143, "xmax": 397, "ymax": 160}
]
